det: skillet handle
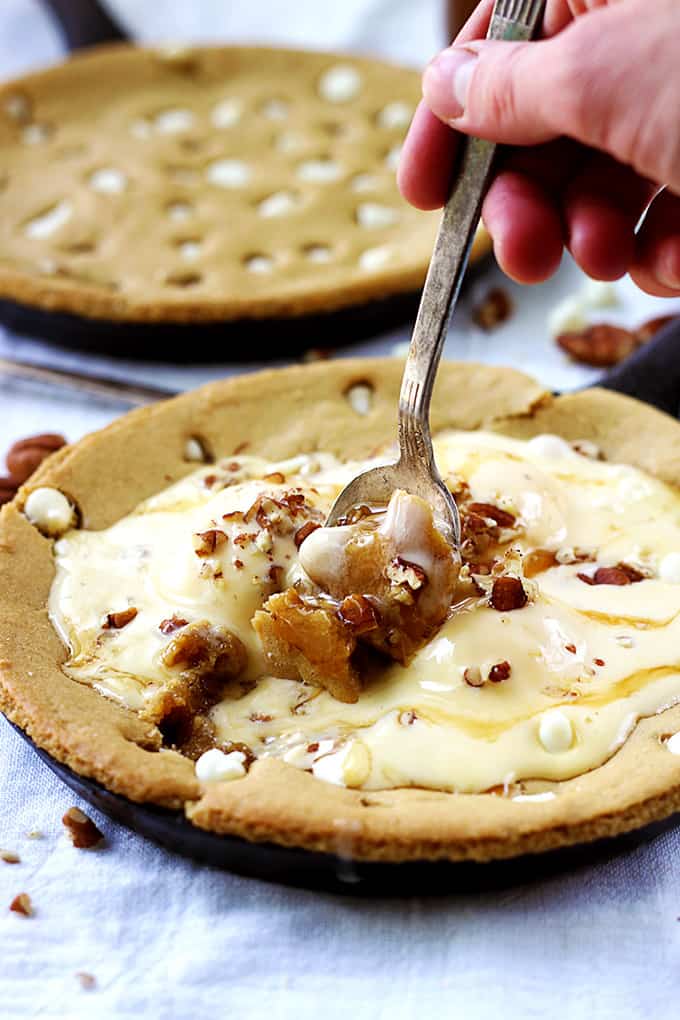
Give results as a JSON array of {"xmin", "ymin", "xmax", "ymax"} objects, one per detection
[
  {"xmin": 598, "ymin": 319, "xmax": 680, "ymax": 419},
  {"xmin": 39, "ymin": 0, "xmax": 129, "ymax": 51}
]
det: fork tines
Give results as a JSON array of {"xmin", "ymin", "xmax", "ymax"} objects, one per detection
[{"xmin": 493, "ymin": 0, "xmax": 545, "ymax": 27}]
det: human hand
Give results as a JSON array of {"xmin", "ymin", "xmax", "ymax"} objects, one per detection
[{"xmin": 398, "ymin": 0, "xmax": 680, "ymax": 296}]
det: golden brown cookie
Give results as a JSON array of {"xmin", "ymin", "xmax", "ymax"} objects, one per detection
[
  {"xmin": 0, "ymin": 45, "xmax": 490, "ymax": 325},
  {"xmin": 1, "ymin": 359, "xmax": 679, "ymax": 862}
]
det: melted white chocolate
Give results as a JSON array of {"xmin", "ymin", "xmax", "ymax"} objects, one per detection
[{"xmin": 50, "ymin": 432, "xmax": 680, "ymax": 794}]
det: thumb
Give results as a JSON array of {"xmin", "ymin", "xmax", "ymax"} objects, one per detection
[{"xmin": 422, "ymin": 38, "xmax": 562, "ymax": 145}]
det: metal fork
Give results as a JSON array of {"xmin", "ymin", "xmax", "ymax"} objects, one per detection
[{"xmin": 326, "ymin": 0, "xmax": 546, "ymax": 548}]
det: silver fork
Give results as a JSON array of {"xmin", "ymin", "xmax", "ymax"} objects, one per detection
[{"xmin": 326, "ymin": 0, "xmax": 546, "ymax": 548}]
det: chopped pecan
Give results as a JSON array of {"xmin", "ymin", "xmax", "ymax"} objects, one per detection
[
  {"xmin": 263, "ymin": 471, "xmax": 285, "ymax": 484},
  {"xmin": 471, "ymin": 287, "xmax": 513, "ymax": 331},
  {"xmin": 336, "ymin": 504, "xmax": 373, "ymax": 526},
  {"xmin": 488, "ymin": 660, "xmax": 511, "ymax": 683},
  {"xmin": 0, "ymin": 850, "xmax": 20, "ymax": 864},
  {"xmin": 75, "ymin": 973, "xmax": 96, "ymax": 990},
  {"xmin": 337, "ymin": 594, "xmax": 380, "ymax": 635},
  {"xmin": 9, "ymin": 892, "xmax": 32, "ymax": 917},
  {"xmin": 102, "ymin": 607, "xmax": 137, "ymax": 630},
  {"xmin": 578, "ymin": 563, "xmax": 644, "ymax": 586},
  {"xmin": 62, "ymin": 807, "xmax": 104, "ymax": 849},
  {"xmin": 159, "ymin": 615, "xmax": 188, "ymax": 635},
  {"xmin": 386, "ymin": 557, "xmax": 427, "ymax": 591},
  {"xmin": 523, "ymin": 548, "xmax": 558, "ymax": 578},
  {"xmin": 557, "ymin": 324, "xmax": 638, "ymax": 367},
  {"xmin": 490, "ymin": 576, "xmax": 527, "ymax": 611},
  {"xmin": 294, "ymin": 521, "xmax": 321, "ymax": 548},
  {"xmin": 467, "ymin": 502, "xmax": 516, "ymax": 529},
  {"xmin": 193, "ymin": 529, "xmax": 227, "ymax": 557}
]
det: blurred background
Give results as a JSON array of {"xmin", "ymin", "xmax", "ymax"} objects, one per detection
[{"xmin": 2, "ymin": 0, "xmax": 680, "ymax": 452}]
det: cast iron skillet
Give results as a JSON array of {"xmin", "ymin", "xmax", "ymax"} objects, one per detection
[
  {"xmin": 1, "ymin": 0, "xmax": 460, "ymax": 359},
  {"xmin": 8, "ymin": 323, "xmax": 680, "ymax": 893}
]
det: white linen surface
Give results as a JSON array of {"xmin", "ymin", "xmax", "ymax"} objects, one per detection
[{"xmin": 0, "ymin": 3, "xmax": 678, "ymax": 1017}]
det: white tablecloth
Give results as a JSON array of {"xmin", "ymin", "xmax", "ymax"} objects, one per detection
[{"xmin": 0, "ymin": 3, "xmax": 678, "ymax": 1017}]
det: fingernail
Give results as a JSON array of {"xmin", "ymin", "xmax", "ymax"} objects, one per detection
[{"xmin": 423, "ymin": 47, "xmax": 478, "ymax": 121}]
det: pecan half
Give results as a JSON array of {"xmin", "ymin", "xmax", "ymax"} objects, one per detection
[
  {"xmin": 102, "ymin": 607, "xmax": 138, "ymax": 630},
  {"xmin": 578, "ymin": 563, "xmax": 644, "ymax": 586},
  {"xmin": 557, "ymin": 324, "xmax": 638, "ymax": 367},
  {"xmin": 490, "ymin": 575, "xmax": 528, "ymax": 611},
  {"xmin": 6, "ymin": 433, "xmax": 66, "ymax": 484},
  {"xmin": 62, "ymin": 807, "xmax": 104, "ymax": 849}
]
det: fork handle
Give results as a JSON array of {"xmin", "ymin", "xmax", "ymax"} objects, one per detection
[{"xmin": 398, "ymin": 0, "xmax": 546, "ymax": 472}]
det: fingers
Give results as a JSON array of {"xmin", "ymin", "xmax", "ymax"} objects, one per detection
[
  {"xmin": 397, "ymin": 102, "xmax": 459, "ymax": 210},
  {"xmin": 631, "ymin": 189, "xmax": 680, "ymax": 297},
  {"xmin": 482, "ymin": 171, "xmax": 564, "ymax": 284},
  {"xmin": 563, "ymin": 157, "xmax": 656, "ymax": 280}
]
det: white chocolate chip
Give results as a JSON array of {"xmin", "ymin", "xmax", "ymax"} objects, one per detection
[
  {"xmin": 296, "ymin": 159, "xmax": 341, "ymax": 183},
  {"xmin": 659, "ymin": 552, "xmax": 680, "ymax": 584},
  {"xmin": 261, "ymin": 98, "xmax": 289, "ymax": 120},
  {"xmin": 385, "ymin": 145, "xmax": 402, "ymax": 171},
  {"xmin": 4, "ymin": 92, "xmax": 30, "ymax": 121},
  {"xmin": 304, "ymin": 245, "xmax": 332, "ymax": 263},
  {"xmin": 312, "ymin": 740, "xmax": 370, "ymax": 788},
  {"xmin": 22, "ymin": 123, "xmax": 50, "ymax": 145},
  {"xmin": 547, "ymin": 295, "xmax": 588, "ymax": 338},
  {"xmin": 24, "ymin": 487, "xmax": 74, "ymax": 537},
  {"xmin": 207, "ymin": 159, "xmax": 251, "ymax": 188},
  {"xmin": 167, "ymin": 201, "xmax": 193, "ymax": 222},
  {"xmin": 512, "ymin": 791, "xmax": 556, "ymax": 803},
  {"xmin": 257, "ymin": 191, "xmax": 299, "ymax": 218},
  {"xmin": 666, "ymin": 732, "xmax": 680, "ymax": 755},
  {"xmin": 359, "ymin": 246, "xmax": 392, "ymax": 271},
  {"xmin": 346, "ymin": 382, "xmax": 373, "ymax": 415},
  {"xmin": 356, "ymin": 202, "xmax": 399, "ymax": 228},
  {"xmin": 89, "ymin": 168, "xmax": 127, "ymax": 194},
  {"xmin": 526, "ymin": 434, "xmax": 574, "ymax": 460},
  {"xmin": 318, "ymin": 65, "xmax": 362, "ymax": 103},
  {"xmin": 178, "ymin": 240, "xmax": 202, "ymax": 261},
  {"xmin": 211, "ymin": 98, "xmax": 242, "ymax": 128},
  {"xmin": 195, "ymin": 748, "xmax": 246, "ymax": 783},
  {"xmin": 350, "ymin": 173, "xmax": 379, "ymax": 193},
  {"xmin": 24, "ymin": 200, "xmax": 72, "ymax": 239},
  {"xmin": 377, "ymin": 101, "xmax": 413, "ymax": 129},
  {"xmin": 538, "ymin": 709, "xmax": 574, "ymax": 753},
  {"xmin": 154, "ymin": 107, "xmax": 194, "ymax": 134},
  {"xmin": 244, "ymin": 254, "xmax": 273, "ymax": 274},
  {"xmin": 184, "ymin": 437, "xmax": 207, "ymax": 462}
]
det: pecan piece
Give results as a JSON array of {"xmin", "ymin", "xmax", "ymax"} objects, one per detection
[
  {"xmin": 6, "ymin": 433, "xmax": 66, "ymax": 484},
  {"xmin": 337, "ymin": 594, "xmax": 380, "ymax": 635},
  {"xmin": 159, "ymin": 615, "xmax": 188, "ymax": 635},
  {"xmin": 0, "ymin": 475, "xmax": 18, "ymax": 507},
  {"xmin": 578, "ymin": 563, "xmax": 644, "ymax": 586},
  {"xmin": 1, "ymin": 850, "xmax": 20, "ymax": 864},
  {"xmin": 467, "ymin": 502, "xmax": 516, "ymax": 529},
  {"xmin": 557, "ymin": 324, "xmax": 638, "ymax": 367},
  {"xmin": 62, "ymin": 807, "xmax": 104, "ymax": 849},
  {"xmin": 193, "ymin": 529, "xmax": 227, "ymax": 557},
  {"xmin": 9, "ymin": 892, "xmax": 32, "ymax": 916},
  {"xmin": 102, "ymin": 607, "xmax": 137, "ymax": 630},
  {"xmin": 490, "ymin": 576, "xmax": 527, "ymax": 611},
  {"xmin": 471, "ymin": 287, "xmax": 513, "ymax": 331},
  {"xmin": 463, "ymin": 666, "xmax": 484, "ymax": 687},
  {"xmin": 488, "ymin": 660, "xmax": 511, "ymax": 683}
]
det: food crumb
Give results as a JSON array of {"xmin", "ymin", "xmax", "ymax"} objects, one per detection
[
  {"xmin": 75, "ymin": 972, "xmax": 96, "ymax": 990},
  {"xmin": 1, "ymin": 850, "xmax": 20, "ymax": 864},
  {"xmin": 62, "ymin": 807, "xmax": 105, "ymax": 849},
  {"xmin": 9, "ymin": 892, "xmax": 33, "ymax": 916}
]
